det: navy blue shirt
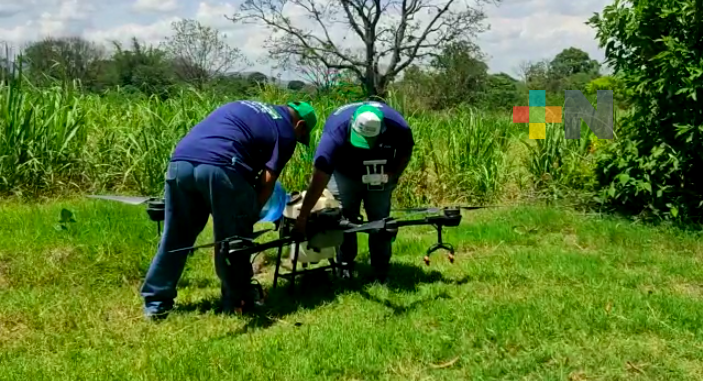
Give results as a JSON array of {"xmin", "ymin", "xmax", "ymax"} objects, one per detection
[
  {"xmin": 171, "ymin": 101, "xmax": 297, "ymax": 179},
  {"xmin": 313, "ymin": 101, "xmax": 414, "ymax": 178}
]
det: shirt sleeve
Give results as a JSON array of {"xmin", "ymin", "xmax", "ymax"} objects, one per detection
[
  {"xmin": 313, "ymin": 124, "xmax": 344, "ymax": 174},
  {"xmin": 265, "ymin": 137, "xmax": 295, "ymax": 175}
]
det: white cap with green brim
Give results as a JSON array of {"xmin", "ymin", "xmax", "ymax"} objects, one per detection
[{"xmin": 349, "ymin": 104, "xmax": 384, "ymax": 149}]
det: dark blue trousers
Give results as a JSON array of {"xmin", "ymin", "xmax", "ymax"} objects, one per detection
[
  {"xmin": 140, "ymin": 161, "xmax": 259, "ymax": 315},
  {"xmin": 327, "ymin": 171, "xmax": 398, "ymax": 276}
]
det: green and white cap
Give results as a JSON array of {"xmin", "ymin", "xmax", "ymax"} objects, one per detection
[{"xmin": 350, "ymin": 104, "xmax": 384, "ymax": 149}]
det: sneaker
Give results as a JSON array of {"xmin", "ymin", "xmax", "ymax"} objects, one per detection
[
  {"xmin": 144, "ymin": 306, "xmax": 171, "ymax": 321},
  {"xmin": 223, "ymin": 280, "xmax": 266, "ymax": 315}
]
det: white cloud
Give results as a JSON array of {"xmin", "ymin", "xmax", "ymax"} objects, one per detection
[
  {"xmin": 84, "ymin": 17, "xmax": 180, "ymax": 47},
  {"xmin": 132, "ymin": 0, "xmax": 179, "ymax": 13},
  {"xmin": 0, "ymin": 0, "xmax": 614, "ymax": 79}
]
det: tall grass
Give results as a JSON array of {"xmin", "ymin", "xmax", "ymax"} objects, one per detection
[{"xmin": 0, "ymin": 73, "xmax": 604, "ymax": 207}]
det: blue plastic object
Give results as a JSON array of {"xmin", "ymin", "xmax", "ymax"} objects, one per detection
[{"xmin": 258, "ymin": 181, "xmax": 289, "ymax": 222}]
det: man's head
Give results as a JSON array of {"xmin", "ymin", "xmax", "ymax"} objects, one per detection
[
  {"xmin": 349, "ymin": 104, "xmax": 384, "ymax": 149},
  {"xmin": 287, "ymin": 101, "xmax": 318, "ymax": 146}
]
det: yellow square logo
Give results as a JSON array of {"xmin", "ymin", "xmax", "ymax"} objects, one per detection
[{"xmin": 529, "ymin": 123, "xmax": 546, "ymax": 139}]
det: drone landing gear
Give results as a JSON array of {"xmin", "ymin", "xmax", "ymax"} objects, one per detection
[
  {"xmin": 272, "ymin": 219, "xmax": 338, "ymax": 294},
  {"xmin": 423, "ymin": 224, "xmax": 455, "ymax": 266}
]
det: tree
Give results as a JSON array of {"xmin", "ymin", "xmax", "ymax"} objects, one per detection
[
  {"xmin": 109, "ymin": 37, "xmax": 176, "ymax": 98},
  {"xmin": 162, "ymin": 19, "xmax": 250, "ymax": 89},
  {"xmin": 425, "ymin": 41, "xmax": 488, "ymax": 107},
  {"xmin": 0, "ymin": 41, "xmax": 15, "ymax": 81},
  {"xmin": 549, "ymin": 47, "xmax": 600, "ymax": 78},
  {"xmin": 21, "ymin": 36, "xmax": 107, "ymax": 87},
  {"xmin": 227, "ymin": 0, "xmax": 500, "ymax": 98},
  {"xmin": 588, "ymin": 0, "xmax": 703, "ymax": 222},
  {"xmin": 293, "ymin": 54, "xmax": 343, "ymax": 94},
  {"xmin": 287, "ymin": 79, "xmax": 306, "ymax": 90}
]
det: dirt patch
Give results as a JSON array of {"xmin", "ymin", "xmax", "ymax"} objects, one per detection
[
  {"xmin": 669, "ymin": 281, "xmax": 703, "ymax": 297},
  {"xmin": 48, "ymin": 247, "xmax": 75, "ymax": 265},
  {"xmin": 0, "ymin": 261, "xmax": 8, "ymax": 288},
  {"xmin": 0, "ymin": 312, "xmax": 31, "ymax": 345}
]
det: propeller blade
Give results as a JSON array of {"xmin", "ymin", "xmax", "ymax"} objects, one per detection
[
  {"xmin": 344, "ymin": 219, "xmax": 386, "ymax": 233},
  {"xmin": 400, "ymin": 207, "xmax": 441, "ymax": 214},
  {"xmin": 88, "ymin": 195, "xmax": 153, "ymax": 205},
  {"xmin": 458, "ymin": 205, "xmax": 502, "ymax": 210},
  {"xmin": 168, "ymin": 229, "xmax": 271, "ymax": 253}
]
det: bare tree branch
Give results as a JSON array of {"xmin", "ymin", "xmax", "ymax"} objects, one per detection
[
  {"xmin": 161, "ymin": 19, "xmax": 251, "ymax": 88},
  {"xmin": 227, "ymin": 0, "xmax": 500, "ymax": 97}
]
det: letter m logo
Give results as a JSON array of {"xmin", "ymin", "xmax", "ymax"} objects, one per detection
[{"xmin": 564, "ymin": 90, "xmax": 614, "ymax": 139}]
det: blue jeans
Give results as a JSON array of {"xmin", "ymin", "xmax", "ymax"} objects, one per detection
[
  {"xmin": 327, "ymin": 171, "xmax": 398, "ymax": 276},
  {"xmin": 140, "ymin": 161, "xmax": 259, "ymax": 314}
]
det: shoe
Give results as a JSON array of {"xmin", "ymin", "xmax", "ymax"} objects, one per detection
[
  {"xmin": 372, "ymin": 264, "xmax": 389, "ymax": 284},
  {"xmin": 144, "ymin": 306, "xmax": 171, "ymax": 321},
  {"xmin": 335, "ymin": 261, "xmax": 355, "ymax": 280},
  {"xmin": 222, "ymin": 280, "xmax": 266, "ymax": 315},
  {"xmin": 336, "ymin": 266, "xmax": 353, "ymax": 280}
]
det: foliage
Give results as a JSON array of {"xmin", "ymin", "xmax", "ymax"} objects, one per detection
[
  {"xmin": 588, "ymin": 0, "xmax": 703, "ymax": 223},
  {"xmin": 161, "ymin": 19, "xmax": 251, "ymax": 89}
]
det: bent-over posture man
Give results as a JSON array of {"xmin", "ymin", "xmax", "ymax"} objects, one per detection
[
  {"xmin": 294, "ymin": 101, "xmax": 414, "ymax": 282},
  {"xmin": 141, "ymin": 100, "xmax": 317, "ymax": 319}
]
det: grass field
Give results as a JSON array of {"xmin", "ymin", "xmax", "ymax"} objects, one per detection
[{"xmin": 2, "ymin": 197, "xmax": 703, "ymax": 380}]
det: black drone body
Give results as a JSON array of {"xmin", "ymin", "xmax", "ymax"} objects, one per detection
[
  {"xmin": 227, "ymin": 206, "xmax": 464, "ymax": 266},
  {"xmin": 88, "ymin": 191, "xmax": 497, "ymax": 291}
]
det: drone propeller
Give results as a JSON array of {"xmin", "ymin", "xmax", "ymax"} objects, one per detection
[
  {"xmin": 88, "ymin": 195, "xmax": 158, "ymax": 205},
  {"xmin": 394, "ymin": 205, "xmax": 502, "ymax": 214},
  {"xmin": 168, "ymin": 229, "xmax": 272, "ymax": 253}
]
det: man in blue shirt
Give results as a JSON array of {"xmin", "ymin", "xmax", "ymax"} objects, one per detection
[
  {"xmin": 293, "ymin": 101, "xmax": 414, "ymax": 283},
  {"xmin": 140, "ymin": 100, "xmax": 317, "ymax": 320}
]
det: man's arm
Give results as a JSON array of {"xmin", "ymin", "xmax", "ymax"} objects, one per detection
[
  {"xmin": 387, "ymin": 129, "xmax": 414, "ymax": 180},
  {"xmin": 297, "ymin": 167, "xmax": 332, "ymax": 220},
  {"xmin": 296, "ymin": 124, "xmax": 341, "ymax": 220},
  {"xmin": 257, "ymin": 169, "xmax": 279, "ymax": 208}
]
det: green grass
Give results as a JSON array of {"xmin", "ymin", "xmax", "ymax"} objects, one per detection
[{"xmin": 2, "ymin": 198, "xmax": 703, "ymax": 380}]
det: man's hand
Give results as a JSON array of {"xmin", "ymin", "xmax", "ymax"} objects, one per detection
[
  {"xmin": 293, "ymin": 213, "xmax": 308, "ymax": 240},
  {"xmin": 293, "ymin": 167, "xmax": 332, "ymax": 239}
]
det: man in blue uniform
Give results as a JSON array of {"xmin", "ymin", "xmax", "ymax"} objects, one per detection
[
  {"xmin": 141, "ymin": 100, "xmax": 317, "ymax": 319},
  {"xmin": 293, "ymin": 101, "xmax": 414, "ymax": 282}
]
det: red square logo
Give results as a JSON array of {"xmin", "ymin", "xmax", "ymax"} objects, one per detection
[{"xmin": 513, "ymin": 106, "xmax": 529, "ymax": 123}]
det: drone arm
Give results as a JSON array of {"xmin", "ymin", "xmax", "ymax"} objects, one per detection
[
  {"xmin": 393, "ymin": 218, "xmax": 434, "ymax": 228},
  {"xmin": 231, "ymin": 236, "xmax": 296, "ymax": 257}
]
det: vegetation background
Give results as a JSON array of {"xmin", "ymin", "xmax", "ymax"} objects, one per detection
[{"xmin": 0, "ymin": 0, "xmax": 700, "ymax": 222}]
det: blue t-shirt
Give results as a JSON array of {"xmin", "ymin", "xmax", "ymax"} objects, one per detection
[
  {"xmin": 171, "ymin": 101, "xmax": 297, "ymax": 180},
  {"xmin": 313, "ymin": 101, "xmax": 414, "ymax": 178}
]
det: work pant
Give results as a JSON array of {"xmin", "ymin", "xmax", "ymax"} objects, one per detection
[
  {"xmin": 327, "ymin": 170, "xmax": 398, "ymax": 276},
  {"xmin": 140, "ymin": 160, "xmax": 259, "ymax": 314}
]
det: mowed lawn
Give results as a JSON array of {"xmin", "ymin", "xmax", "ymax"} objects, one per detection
[{"xmin": 1, "ymin": 197, "xmax": 703, "ymax": 380}]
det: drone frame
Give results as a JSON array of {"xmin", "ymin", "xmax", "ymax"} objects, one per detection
[{"xmin": 226, "ymin": 206, "xmax": 465, "ymax": 293}]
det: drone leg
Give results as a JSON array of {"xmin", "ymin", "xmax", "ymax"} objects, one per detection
[
  {"xmin": 289, "ymin": 242, "xmax": 300, "ymax": 294},
  {"xmin": 273, "ymin": 241, "xmax": 284, "ymax": 289},
  {"xmin": 423, "ymin": 225, "xmax": 456, "ymax": 265}
]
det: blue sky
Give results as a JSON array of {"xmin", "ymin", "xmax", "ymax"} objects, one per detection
[{"xmin": 0, "ymin": 0, "xmax": 612, "ymax": 81}]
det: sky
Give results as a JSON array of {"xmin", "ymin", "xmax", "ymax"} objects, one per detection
[{"xmin": 0, "ymin": 0, "xmax": 612, "ymax": 81}]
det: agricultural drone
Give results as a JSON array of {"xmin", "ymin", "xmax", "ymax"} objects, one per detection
[{"xmin": 88, "ymin": 190, "xmax": 498, "ymax": 290}]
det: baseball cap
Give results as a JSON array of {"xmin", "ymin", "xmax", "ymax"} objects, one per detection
[
  {"xmin": 349, "ymin": 104, "xmax": 384, "ymax": 149},
  {"xmin": 288, "ymin": 101, "xmax": 317, "ymax": 146}
]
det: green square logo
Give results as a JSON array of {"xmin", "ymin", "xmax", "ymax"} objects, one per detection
[{"xmin": 529, "ymin": 107, "xmax": 545, "ymax": 123}]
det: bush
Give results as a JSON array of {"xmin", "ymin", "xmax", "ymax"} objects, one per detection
[{"xmin": 588, "ymin": 0, "xmax": 703, "ymax": 223}]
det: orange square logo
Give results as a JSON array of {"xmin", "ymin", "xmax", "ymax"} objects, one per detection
[{"xmin": 545, "ymin": 106, "xmax": 562, "ymax": 123}]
